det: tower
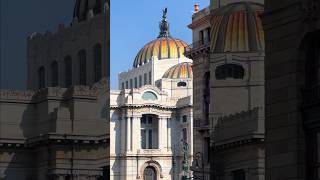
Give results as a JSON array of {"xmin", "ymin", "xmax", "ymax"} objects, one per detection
[{"xmin": 27, "ymin": 0, "xmax": 108, "ymax": 89}]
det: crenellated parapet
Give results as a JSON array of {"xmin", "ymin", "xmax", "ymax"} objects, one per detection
[
  {"xmin": 0, "ymin": 78, "xmax": 108, "ymax": 103},
  {"xmin": 213, "ymin": 107, "xmax": 265, "ymax": 149}
]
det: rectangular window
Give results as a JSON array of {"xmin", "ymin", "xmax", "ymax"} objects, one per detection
[
  {"xmin": 182, "ymin": 128, "xmax": 187, "ymax": 141},
  {"xmin": 232, "ymin": 169, "xmax": 246, "ymax": 180},
  {"xmin": 122, "ymin": 82, "xmax": 124, "ymax": 90},
  {"xmin": 200, "ymin": 30, "xmax": 204, "ymax": 44},
  {"xmin": 139, "ymin": 75, "xmax": 142, "ymax": 87},
  {"xmin": 125, "ymin": 81, "xmax": 128, "ymax": 89},
  {"xmin": 141, "ymin": 129, "xmax": 146, "ymax": 149},
  {"xmin": 205, "ymin": 137, "xmax": 210, "ymax": 163},
  {"xmin": 148, "ymin": 129, "xmax": 153, "ymax": 149},
  {"xmin": 141, "ymin": 116, "xmax": 146, "ymax": 124},
  {"xmin": 130, "ymin": 79, "xmax": 133, "ymax": 89},
  {"xmin": 134, "ymin": 77, "xmax": 138, "ymax": 88},
  {"xmin": 207, "ymin": 27, "xmax": 211, "ymax": 41},
  {"xmin": 144, "ymin": 73, "xmax": 147, "ymax": 85},
  {"xmin": 149, "ymin": 71, "xmax": 152, "ymax": 84},
  {"xmin": 148, "ymin": 116, "xmax": 152, "ymax": 124},
  {"xmin": 182, "ymin": 115, "xmax": 188, "ymax": 123}
]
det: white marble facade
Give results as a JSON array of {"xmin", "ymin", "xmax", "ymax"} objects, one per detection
[{"xmin": 110, "ymin": 11, "xmax": 193, "ymax": 180}]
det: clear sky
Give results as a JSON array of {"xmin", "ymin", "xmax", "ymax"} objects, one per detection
[
  {"xmin": 111, "ymin": 0, "xmax": 210, "ymax": 89},
  {"xmin": 0, "ymin": 0, "xmax": 74, "ymax": 90}
]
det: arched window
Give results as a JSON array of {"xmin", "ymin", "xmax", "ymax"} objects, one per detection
[
  {"xmin": 38, "ymin": 66, "xmax": 45, "ymax": 89},
  {"xmin": 64, "ymin": 56, "xmax": 72, "ymax": 87},
  {"xmin": 215, "ymin": 64, "xmax": 244, "ymax": 80},
  {"xmin": 51, "ymin": 61, "xmax": 58, "ymax": 87},
  {"xmin": 93, "ymin": 43, "xmax": 102, "ymax": 82},
  {"xmin": 177, "ymin": 81, "xmax": 187, "ymax": 87},
  {"xmin": 144, "ymin": 166, "xmax": 157, "ymax": 180},
  {"xmin": 142, "ymin": 91, "xmax": 158, "ymax": 101},
  {"xmin": 78, "ymin": 50, "xmax": 86, "ymax": 85}
]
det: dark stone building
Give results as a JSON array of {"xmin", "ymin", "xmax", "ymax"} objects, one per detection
[{"xmin": 263, "ymin": 0, "xmax": 320, "ymax": 179}]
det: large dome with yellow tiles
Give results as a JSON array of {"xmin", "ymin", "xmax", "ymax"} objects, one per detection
[
  {"xmin": 133, "ymin": 37, "xmax": 188, "ymax": 68},
  {"xmin": 133, "ymin": 8, "xmax": 188, "ymax": 68}
]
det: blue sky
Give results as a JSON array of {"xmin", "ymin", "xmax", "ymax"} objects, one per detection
[{"xmin": 111, "ymin": 0, "xmax": 210, "ymax": 89}]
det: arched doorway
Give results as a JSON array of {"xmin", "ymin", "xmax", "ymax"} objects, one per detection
[{"xmin": 144, "ymin": 166, "xmax": 157, "ymax": 180}]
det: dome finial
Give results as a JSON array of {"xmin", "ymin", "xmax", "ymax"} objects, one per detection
[{"xmin": 158, "ymin": 8, "xmax": 171, "ymax": 38}]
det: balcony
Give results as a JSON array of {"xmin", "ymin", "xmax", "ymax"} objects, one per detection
[
  {"xmin": 184, "ymin": 38, "xmax": 210, "ymax": 58},
  {"xmin": 194, "ymin": 118, "xmax": 210, "ymax": 133}
]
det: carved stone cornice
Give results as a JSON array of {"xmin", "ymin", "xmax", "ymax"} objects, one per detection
[
  {"xmin": 0, "ymin": 90, "xmax": 34, "ymax": 102},
  {"xmin": 0, "ymin": 78, "xmax": 108, "ymax": 103},
  {"xmin": 26, "ymin": 133, "xmax": 109, "ymax": 148}
]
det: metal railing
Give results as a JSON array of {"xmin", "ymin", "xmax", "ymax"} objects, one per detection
[{"xmin": 185, "ymin": 38, "xmax": 210, "ymax": 54}]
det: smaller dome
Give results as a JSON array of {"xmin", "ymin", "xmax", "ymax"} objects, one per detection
[{"xmin": 163, "ymin": 62, "xmax": 193, "ymax": 79}]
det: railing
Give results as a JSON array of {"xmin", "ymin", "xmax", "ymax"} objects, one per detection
[
  {"xmin": 185, "ymin": 38, "xmax": 210, "ymax": 55},
  {"xmin": 194, "ymin": 118, "xmax": 210, "ymax": 129}
]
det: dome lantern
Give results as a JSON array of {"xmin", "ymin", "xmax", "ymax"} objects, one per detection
[
  {"xmin": 132, "ymin": 8, "xmax": 189, "ymax": 68},
  {"xmin": 158, "ymin": 8, "xmax": 171, "ymax": 38}
]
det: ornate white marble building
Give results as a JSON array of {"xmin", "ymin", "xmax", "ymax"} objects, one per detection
[{"xmin": 110, "ymin": 10, "xmax": 193, "ymax": 180}]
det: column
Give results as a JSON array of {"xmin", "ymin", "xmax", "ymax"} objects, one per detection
[
  {"xmin": 158, "ymin": 116, "xmax": 162, "ymax": 149},
  {"xmin": 158, "ymin": 116, "xmax": 169, "ymax": 150},
  {"xmin": 121, "ymin": 116, "xmax": 126, "ymax": 153},
  {"xmin": 126, "ymin": 116, "xmax": 132, "ymax": 151},
  {"xmin": 167, "ymin": 117, "xmax": 171, "ymax": 150},
  {"xmin": 132, "ymin": 115, "xmax": 142, "ymax": 152}
]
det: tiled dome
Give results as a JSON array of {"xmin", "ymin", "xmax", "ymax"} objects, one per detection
[
  {"xmin": 163, "ymin": 62, "xmax": 193, "ymax": 79},
  {"xmin": 133, "ymin": 8, "xmax": 189, "ymax": 68},
  {"xmin": 210, "ymin": 2, "xmax": 264, "ymax": 53},
  {"xmin": 133, "ymin": 38, "xmax": 188, "ymax": 68}
]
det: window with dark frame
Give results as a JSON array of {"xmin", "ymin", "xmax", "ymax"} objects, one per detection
[
  {"xmin": 51, "ymin": 61, "xmax": 58, "ymax": 87},
  {"xmin": 140, "ymin": 115, "xmax": 158, "ymax": 149},
  {"xmin": 215, "ymin": 64, "xmax": 244, "ymax": 80},
  {"xmin": 182, "ymin": 128, "xmax": 187, "ymax": 141},
  {"xmin": 139, "ymin": 75, "xmax": 142, "ymax": 87},
  {"xmin": 203, "ymin": 72, "xmax": 210, "ymax": 124},
  {"xmin": 177, "ymin": 81, "xmax": 187, "ymax": 87},
  {"xmin": 64, "ymin": 56, "xmax": 72, "ymax": 87},
  {"xmin": 78, "ymin": 50, "xmax": 86, "ymax": 85},
  {"xmin": 182, "ymin": 115, "xmax": 188, "ymax": 123},
  {"xmin": 93, "ymin": 43, "xmax": 102, "ymax": 83},
  {"xmin": 144, "ymin": 73, "xmax": 147, "ymax": 85},
  {"xmin": 38, "ymin": 66, "xmax": 45, "ymax": 89},
  {"xmin": 134, "ymin": 77, "xmax": 138, "ymax": 88},
  {"xmin": 232, "ymin": 169, "xmax": 246, "ymax": 180}
]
